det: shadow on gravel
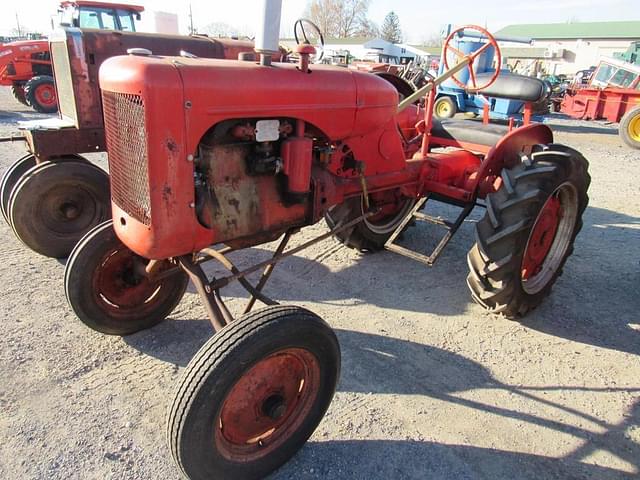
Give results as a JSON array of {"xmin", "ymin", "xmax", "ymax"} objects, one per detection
[
  {"xmin": 277, "ymin": 437, "xmax": 638, "ymax": 480},
  {"xmin": 549, "ymin": 124, "xmax": 619, "ymax": 136},
  {"xmin": 276, "ymin": 330, "xmax": 640, "ymax": 479}
]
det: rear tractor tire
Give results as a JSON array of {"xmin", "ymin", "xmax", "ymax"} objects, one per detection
[
  {"xmin": 467, "ymin": 144, "xmax": 590, "ymax": 318},
  {"xmin": 8, "ymin": 159, "xmax": 111, "ymax": 258},
  {"xmin": 168, "ymin": 305, "xmax": 340, "ymax": 480},
  {"xmin": 325, "ymin": 191, "xmax": 415, "ymax": 252},
  {"xmin": 11, "ymin": 83, "xmax": 28, "ymax": 106},
  {"xmin": 619, "ymin": 106, "xmax": 640, "ymax": 150},
  {"xmin": 24, "ymin": 75, "xmax": 58, "ymax": 114},
  {"xmin": 65, "ymin": 221, "xmax": 189, "ymax": 335}
]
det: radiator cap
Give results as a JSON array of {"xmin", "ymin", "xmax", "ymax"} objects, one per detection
[{"xmin": 127, "ymin": 48, "xmax": 152, "ymax": 56}]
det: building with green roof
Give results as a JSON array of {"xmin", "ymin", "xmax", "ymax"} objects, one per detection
[{"xmin": 495, "ymin": 21, "xmax": 640, "ymax": 75}]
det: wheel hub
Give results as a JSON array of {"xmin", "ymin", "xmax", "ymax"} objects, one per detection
[
  {"xmin": 522, "ymin": 195, "xmax": 561, "ymax": 279},
  {"xmin": 93, "ymin": 248, "xmax": 161, "ymax": 309},
  {"xmin": 521, "ymin": 182, "xmax": 579, "ymax": 295},
  {"xmin": 629, "ymin": 114, "xmax": 640, "ymax": 142},
  {"xmin": 216, "ymin": 348, "xmax": 320, "ymax": 460}
]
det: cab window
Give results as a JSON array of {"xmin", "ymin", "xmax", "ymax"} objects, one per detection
[
  {"xmin": 117, "ymin": 10, "xmax": 136, "ymax": 32},
  {"xmin": 78, "ymin": 7, "xmax": 117, "ymax": 30}
]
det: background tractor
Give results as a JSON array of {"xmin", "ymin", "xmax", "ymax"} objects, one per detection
[
  {"xmin": 0, "ymin": 26, "xmax": 259, "ymax": 259},
  {"xmin": 0, "ymin": 1, "xmax": 145, "ymax": 113},
  {"xmin": 62, "ymin": 1, "xmax": 591, "ymax": 479}
]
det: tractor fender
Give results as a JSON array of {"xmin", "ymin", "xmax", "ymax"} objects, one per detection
[{"xmin": 476, "ymin": 123, "xmax": 553, "ymax": 194}]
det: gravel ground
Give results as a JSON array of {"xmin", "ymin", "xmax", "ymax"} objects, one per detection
[{"xmin": 0, "ymin": 86, "xmax": 638, "ymax": 480}]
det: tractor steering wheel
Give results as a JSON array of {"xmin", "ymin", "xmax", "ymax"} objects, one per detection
[
  {"xmin": 294, "ymin": 19, "xmax": 325, "ymax": 63},
  {"xmin": 443, "ymin": 25, "xmax": 501, "ymax": 92}
]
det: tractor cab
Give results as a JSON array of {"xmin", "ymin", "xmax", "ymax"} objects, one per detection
[{"xmin": 58, "ymin": 1, "xmax": 144, "ymax": 32}]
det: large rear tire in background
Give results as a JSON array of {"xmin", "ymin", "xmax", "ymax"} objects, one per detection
[
  {"xmin": 65, "ymin": 221, "xmax": 189, "ymax": 335},
  {"xmin": 24, "ymin": 75, "xmax": 58, "ymax": 114},
  {"xmin": 325, "ymin": 191, "xmax": 415, "ymax": 252},
  {"xmin": 8, "ymin": 159, "xmax": 110, "ymax": 258},
  {"xmin": 619, "ymin": 106, "xmax": 640, "ymax": 150},
  {"xmin": 168, "ymin": 305, "xmax": 340, "ymax": 480},
  {"xmin": 467, "ymin": 144, "xmax": 590, "ymax": 318},
  {"xmin": 434, "ymin": 96, "xmax": 457, "ymax": 119},
  {"xmin": 0, "ymin": 154, "xmax": 36, "ymax": 223},
  {"xmin": 10, "ymin": 83, "xmax": 28, "ymax": 106}
]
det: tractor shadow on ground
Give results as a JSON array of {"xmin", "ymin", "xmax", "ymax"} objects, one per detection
[
  {"xmin": 276, "ymin": 438, "xmax": 638, "ymax": 480},
  {"xmin": 125, "ymin": 325, "xmax": 640, "ymax": 478}
]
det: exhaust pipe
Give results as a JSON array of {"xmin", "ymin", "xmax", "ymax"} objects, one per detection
[{"xmin": 255, "ymin": 0, "xmax": 282, "ymax": 66}]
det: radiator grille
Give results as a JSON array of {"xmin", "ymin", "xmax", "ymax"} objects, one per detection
[{"xmin": 102, "ymin": 91, "xmax": 151, "ymax": 225}]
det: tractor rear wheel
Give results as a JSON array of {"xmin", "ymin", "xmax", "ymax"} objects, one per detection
[
  {"xmin": 168, "ymin": 305, "xmax": 340, "ymax": 480},
  {"xmin": 24, "ymin": 75, "xmax": 57, "ymax": 114},
  {"xmin": 434, "ymin": 96, "xmax": 457, "ymax": 119},
  {"xmin": 65, "ymin": 221, "xmax": 189, "ymax": 335},
  {"xmin": 8, "ymin": 159, "xmax": 110, "ymax": 258},
  {"xmin": 0, "ymin": 154, "xmax": 36, "ymax": 223},
  {"xmin": 467, "ymin": 144, "xmax": 590, "ymax": 318},
  {"xmin": 325, "ymin": 191, "xmax": 415, "ymax": 252},
  {"xmin": 11, "ymin": 83, "xmax": 28, "ymax": 106},
  {"xmin": 619, "ymin": 106, "xmax": 640, "ymax": 150}
]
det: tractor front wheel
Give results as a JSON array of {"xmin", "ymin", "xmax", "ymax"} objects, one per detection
[
  {"xmin": 24, "ymin": 75, "xmax": 57, "ymax": 114},
  {"xmin": 8, "ymin": 159, "xmax": 110, "ymax": 258},
  {"xmin": 168, "ymin": 305, "xmax": 340, "ymax": 480},
  {"xmin": 65, "ymin": 221, "xmax": 189, "ymax": 335},
  {"xmin": 467, "ymin": 144, "xmax": 590, "ymax": 318},
  {"xmin": 325, "ymin": 191, "xmax": 415, "ymax": 252},
  {"xmin": 619, "ymin": 106, "xmax": 640, "ymax": 150}
]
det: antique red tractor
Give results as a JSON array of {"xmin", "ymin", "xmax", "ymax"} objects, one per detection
[{"xmin": 63, "ymin": 3, "xmax": 590, "ymax": 479}]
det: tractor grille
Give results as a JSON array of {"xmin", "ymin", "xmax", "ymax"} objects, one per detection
[
  {"xmin": 102, "ymin": 91, "xmax": 151, "ymax": 225},
  {"xmin": 49, "ymin": 40, "xmax": 77, "ymax": 125}
]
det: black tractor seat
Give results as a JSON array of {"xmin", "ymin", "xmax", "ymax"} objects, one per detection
[
  {"xmin": 431, "ymin": 118, "xmax": 509, "ymax": 147},
  {"xmin": 473, "ymin": 72, "xmax": 548, "ymax": 103}
]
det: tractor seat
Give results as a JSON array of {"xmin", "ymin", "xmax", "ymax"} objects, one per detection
[
  {"xmin": 431, "ymin": 118, "xmax": 509, "ymax": 147},
  {"xmin": 473, "ymin": 72, "xmax": 548, "ymax": 103}
]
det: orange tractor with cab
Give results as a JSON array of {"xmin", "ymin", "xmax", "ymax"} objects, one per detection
[{"xmin": 0, "ymin": 1, "xmax": 145, "ymax": 113}]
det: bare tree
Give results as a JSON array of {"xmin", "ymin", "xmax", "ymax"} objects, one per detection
[{"xmin": 305, "ymin": 0, "xmax": 373, "ymax": 38}]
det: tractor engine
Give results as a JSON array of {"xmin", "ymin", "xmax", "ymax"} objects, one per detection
[{"xmin": 99, "ymin": 53, "xmax": 409, "ymax": 259}]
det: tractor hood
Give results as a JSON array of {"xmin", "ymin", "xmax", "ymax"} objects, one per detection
[{"xmin": 99, "ymin": 54, "xmax": 400, "ymax": 142}]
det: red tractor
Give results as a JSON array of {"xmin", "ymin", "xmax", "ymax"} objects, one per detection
[
  {"xmin": 0, "ymin": 1, "xmax": 145, "ymax": 113},
  {"xmin": 63, "ymin": 5, "xmax": 590, "ymax": 479}
]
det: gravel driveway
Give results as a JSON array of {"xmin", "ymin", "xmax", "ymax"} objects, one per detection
[{"xmin": 0, "ymin": 86, "xmax": 638, "ymax": 480}]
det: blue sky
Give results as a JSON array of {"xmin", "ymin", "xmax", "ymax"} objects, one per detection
[{"xmin": 2, "ymin": 0, "xmax": 639, "ymax": 42}]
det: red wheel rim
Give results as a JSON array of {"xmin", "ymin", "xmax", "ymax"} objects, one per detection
[
  {"xmin": 93, "ymin": 246, "xmax": 164, "ymax": 313},
  {"xmin": 34, "ymin": 83, "xmax": 57, "ymax": 107},
  {"xmin": 442, "ymin": 25, "xmax": 501, "ymax": 92},
  {"xmin": 520, "ymin": 180, "xmax": 580, "ymax": 296},
  {"xmin": 522, "ymin": 194, "xmax": 561, "ymax": 280},
  {"xmin": 362, "ymin": 189, "xmax": 414, "ymax": 235},
  {"xmin": 215, "ymin": 348, "xmax": 321, "ymax": 462}
]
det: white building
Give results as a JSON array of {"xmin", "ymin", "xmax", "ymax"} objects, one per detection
[{"xmin": 495, "ymin": 21, "xmax": 640, "ymax": 75}]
